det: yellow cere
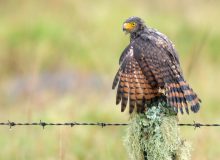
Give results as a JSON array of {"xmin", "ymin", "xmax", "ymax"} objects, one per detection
[{"xmin": 123, "ymin": 22, "xmax": 136, "ymax": 30}]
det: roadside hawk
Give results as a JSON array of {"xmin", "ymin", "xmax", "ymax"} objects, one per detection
[{"xmin": 112, "ymin": 16, "xmax": 201, "ymax": 114}]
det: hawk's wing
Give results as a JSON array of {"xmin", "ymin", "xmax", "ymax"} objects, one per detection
[{"xmin": 113, "ymin": 32, "xmax": 201, "ymax": 114}]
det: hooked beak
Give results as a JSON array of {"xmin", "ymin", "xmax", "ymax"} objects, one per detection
[{"xmin": 123, "ymin": 22, "xmax": 133, "ymax": 32}]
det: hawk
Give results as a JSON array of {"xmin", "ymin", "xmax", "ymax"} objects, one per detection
[{"xmin": 112, "ymin": 17, "xmax": 201, "ymax": 114}]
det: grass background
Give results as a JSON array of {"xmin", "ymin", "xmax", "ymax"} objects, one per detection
[{"xmin": 0, "ymin": 0, "xmax": 220, "ymax": 159}]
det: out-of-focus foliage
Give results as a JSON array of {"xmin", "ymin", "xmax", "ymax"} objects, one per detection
[{"xmin": 0, "ymin": 0, "xmax": 220, "ymax": 159}]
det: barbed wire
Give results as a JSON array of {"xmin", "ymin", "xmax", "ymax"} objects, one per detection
[
  {"xmin": 0, "ymin": 121, "xmax": 128, "ymax": 129},
  {"xmin": 0, "ymin": 120, "xmax": 219, "ymax": 129}
]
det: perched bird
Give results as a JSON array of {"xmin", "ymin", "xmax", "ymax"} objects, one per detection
[{"xmin": 112, "ymin": 16, "xmax": 201, "ymax": 114}]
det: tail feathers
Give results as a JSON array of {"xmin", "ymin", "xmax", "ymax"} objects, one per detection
[
  {"xmin": 167, "ymin": 82, "xmax": 187, "ymax": 114},
  {"xmin": 166, "ymin": 77, "xmax": 201, "ymax": 114}
]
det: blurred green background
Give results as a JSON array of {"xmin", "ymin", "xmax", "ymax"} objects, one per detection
[{"xmin": 0, "ymin": 0, "xmax": 220, "ymax": 159}]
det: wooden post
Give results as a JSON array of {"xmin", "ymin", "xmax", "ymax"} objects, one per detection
[{"xmin": 124, "ymin": 100, "xmax": 192, "ymax": 160}]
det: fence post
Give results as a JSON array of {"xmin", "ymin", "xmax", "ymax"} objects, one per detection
[{"xmin": 124, "ymin": 100, "xmax": 192, "ymax": 160}]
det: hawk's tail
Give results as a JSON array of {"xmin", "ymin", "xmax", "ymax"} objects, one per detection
[{"xmin": 166, "ymin": 77, "xmax": 201, "ymax": 114}]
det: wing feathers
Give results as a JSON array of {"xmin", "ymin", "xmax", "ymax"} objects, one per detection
[
  {"xmin": 113, "ymin": 33, "xmax": 201, "ymax": 114},
  {"xmin": 129, "ymin": 63, "xmax": 136, "ymax": 113}
]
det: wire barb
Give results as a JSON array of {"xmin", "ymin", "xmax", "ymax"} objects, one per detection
[
  {"xmin": 40, "ymin": 120, "xmax": 47, "ymax": 129},
  {"xmin": 8, "ymin": 120, "xmax": 15, "ymax": 128}
]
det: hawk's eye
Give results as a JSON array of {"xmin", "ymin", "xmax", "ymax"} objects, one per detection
[{"xmin": 131, "ymin": 22, "xmax": 136, "ymax": 26}]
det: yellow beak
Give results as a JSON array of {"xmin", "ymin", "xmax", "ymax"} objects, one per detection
[{"xmin": 123, "ymin": 23, "xmax": 134, "ymax": 31}]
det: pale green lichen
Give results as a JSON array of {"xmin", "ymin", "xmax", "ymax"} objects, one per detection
[{"xmin": 124, "ymin": 101, "xmax": 191, "ymax": 160}]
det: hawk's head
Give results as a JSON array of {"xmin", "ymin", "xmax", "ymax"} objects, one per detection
[{"xmin": 123, "ymin": 16, "xmax": 145, "ymax": 33}]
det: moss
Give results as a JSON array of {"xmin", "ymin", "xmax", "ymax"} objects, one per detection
[{"xmin": 124, "ymin": 101, "xmax": 191, "ymax": 160}]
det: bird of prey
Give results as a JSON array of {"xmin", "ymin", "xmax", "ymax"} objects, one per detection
[{"xmin": 112, "ymin": 16, "xmax": 201, "ymax": 114}]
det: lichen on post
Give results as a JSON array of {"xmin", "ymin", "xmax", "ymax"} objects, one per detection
[{"xmin": 124, "ymin": 100, "xmax": 191, "ymax": 160}]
